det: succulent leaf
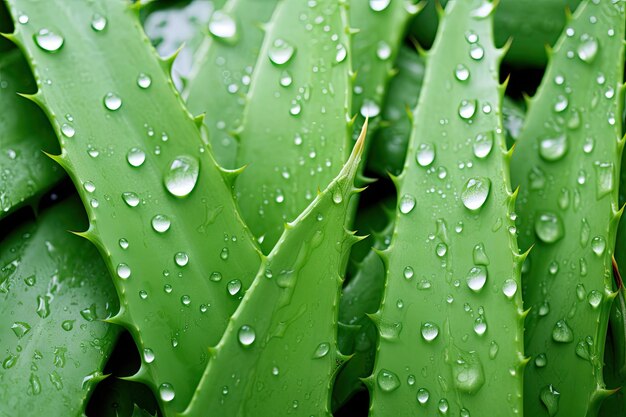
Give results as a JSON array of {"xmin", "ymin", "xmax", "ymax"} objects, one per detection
[
  {"xmin": 234, "ymin": 0, "xmax": 352, "ymax": 252},
  {"xmin": 4, "ymin": 0, "xmax": 262, "ymax": 414},
  {"xmin": 370, "ymin": 1, "xmax": 525, "ymax": 416},
  {"xmin": 183, "ymin": 0, "xmax": 279, "ymax": 168},
  {"xmin": 0, "ymin": 197, "xmax": 120, "ymax": 417},
  {"xmin": 0, "ymin": 49, "xmax": 63, "ymax": 219},
  {"xmin": 181, "ymin": 123, "xmax": 367, "ymax": 416},
  {"xmin": 510, "ymin": 1, "xmax": 625, "ymax": 416},
  {"xmin": 411, "ymin": 0, "xmax": 583, "ymax": 67}
]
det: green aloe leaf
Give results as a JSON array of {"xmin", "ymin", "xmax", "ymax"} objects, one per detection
[
  {"xmin": 0, "ymin": 48, "xmax": 63, "ymax": 219},
  {"xmin": 411, "ymin": 0, "xmax": 582, "ymax": 67},
  {"xmin": 370, "ymin": 1, "xmax": 524, "ymax": 416},
  {"xmin": 234, "ymin": 0, "xmax": 352, "ymax": 252},
  {"xmin": 182, "ymin": 124, "xmax": 367, "ymax": 416},
  {"xmin": 510, "ymin": 0, "xmax": 625, "ymax": 415},
  {"xmin": 349, "ymin": 0, "xmax": 419, "ymax": 144},
  {"xmin": 0, "ymin": 197, "xmax": 120, "ymax": 417},
  {"xmin": 183, "ymin": 0, "xmax": 279, "ymax": 168},
  {"xmin": 4, "ymin": 0, "xmax": 262, "ymax": 414},
  {"xmin": 367, "ymin": 45, "xmax": 526, "ymax": 178}
]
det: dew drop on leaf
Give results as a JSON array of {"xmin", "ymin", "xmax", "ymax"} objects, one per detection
[
  {"xmin": 268, "ymin": 38, "xmax": 295, "ymax": 65},
  {"xmin": 461, "ymin": 177, "xmax": 490, "ymax": 211},
  {"xmin": 376, "ymin": 369, "xmax": 400, "ymax": 392},
  {"xmin": 420, "ymin": 322, "xmax": 439, "ymax": 342},
  {"xmin": 164, "ymin": 155, "xmax": 200, "ymax": 198},
  {"xmin": 416, "ymin": 143, "xmax": 435, "ymax": 167},
  {"xmin": 34, "ymin": 29, "xmax": 64, "ymax": 52},
  {"xmin": 238, "ymin": 325, "xmax": 256, "ymax": 347},
  {"xmin": 91, "ymin": 13, "xmax": 107, "ymax": 32},
  {"xmin": 313, "ymin": 342, "xmax": 330, "ymax": 358},
  {"xmin": 137, "ymin": 73, "xmax": 152, "ymax": 89},
  {"xmin": 151, "ymin": 214, "xmax": 171, "ymax": 233},
  {"xmin": 399, "ymin": 194, "xmax": 416, "ymax": 214},
  {"xmin": 126, "ymin": 147, "xmax": 146, "ymax": 167},
  {"xmin": 552, "ymin": 320, "xmax": 573, "ymax": 343},
  {"xmin": 208, "ymin": 10, "xmax": 238, "ymax": 43},
  {"xmin": 103, "ymin": 92, "xmax": 122, "ymax": 111},
  {"xmin": 534, "ymin": 212, "xmax": 564, "ymax": 244},
  {"xmin": 416, "ymin": 388, "xmax": 429, "ymax": 405},
  {"xmin": 369, "ymin": 0, "xmax": 390, "ymax": 11},
  {"xmin": 466, "ymin": 266, "xmax": 487, "ymax": 292},
  {"xmin": 159, "ymin": 383, "xmax": 175, "ymax": 402}
]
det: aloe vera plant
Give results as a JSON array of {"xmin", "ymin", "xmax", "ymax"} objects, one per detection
[
  {"xmin": 370, "ymin": 1, "xmax": 525, "ymax": 416},
  {"xmin": 0, "ymin": 48, "xmax": 63, "ymax": 219},
  {"xmin": 4, "ymin": 0, "xmax": 262, "ymax": 413},
  {"xmin": 2, "ymin": 0, "xmax": 626, "ymax": 415},
  {"xmin": 0, "ymin": 197, "xmax": 119, "ymax": 416},
  {"xmin": 510, "ymin": 0, "xmax": 625, "ymax": 416}
]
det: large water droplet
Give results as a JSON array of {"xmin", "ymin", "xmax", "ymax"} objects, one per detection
[
  {"xmin": 540, "ymin": 385, "xmax": 560, "ymax": 417},
  {"xmin": 34, "ymin": 29, "xmax": 64, "ymax": 52},
  {"xmin": 539, "ymin": 134, "xmax": 567, "ymax": 161},
  {"xmin": 416, "ymin": 388, "xmax": 430, "ymax": 404},
  {"xmin": 143, "ymin": 348, "xmax": 155, "ymax": 364},
  {"xmin": 577, "ymin": 35, "xmax": 598, "ymax": 63},
  {"xmin": 227, "ymin": 279, "xmax": 242, "ymax": 296},
  {"xmin": 11, "ymin": 322, "xmax": 31, "ymax": 338},
  {"xmin": 103, "ymin": 93, "xmax": 122, "ymax": 111},
  {"xmin": 399, "ymin": 194, "xmax": 416, "ymax": 214},
  {"xmin": 458, "ymin": 99, "xmax": 477, "ymax": 120},
  {"xmin": 466, "ymin": 266, "xmax": 487, "ymax": 292},
  {"xmin": 534, "ymin": 212, "xmax": 564, "ymax": 243},
  {"xmin": 438, "ymin": 399, "xmax": 449, "ymax": 414},
  {"xmin": 208, "ymin": 10, "xmax": 237, "ymax": 43},
  {"xmin": 126, "ymin": 148, "xmax": 146, "ymax": 167},
  {"xmin": 461, "ymin": 177, "xmax": 491, "ymax": 211},
  {"xmin": 174, "ymin": 252, "xmax": 189, "ymax": 267},
  {"xmin": 268, "ymin": 39, "xmax": 295, "ymax": 65},
  {"xmin": 122, "ymin": 192, "xmax": 140, "ymax": 207},
  {"xmin": 369, "ymin": 0, "xmax": 391, "ymax": 11},
  {"xmin": 591, "ymin": 236, "xmax": 606, "ymax": 256},
  {"xmin": 164, "ymin": 155, "xmax": 200, "ymax": 198},
  {"xmin": 416, "ymin": 143, "xmax": 435, "ymax": 167},
  {"xmin": 473, "ymin": 132, "xmax": 494, "ymax": 159},
  {"xmin": 451, "ymin": 351, "xmax": 485, "ymax": 394},
  {"xmin": 502, "ymin": 279, "xmax": 518, "ymax": 299},
  {"xmin": 238, "ymin": 325, "xmax": 256, "ymax": 347},
  {"xmin": 152, "ymin": 214, "xmax": 171, "ymax": 233},
  {"xmin": 594, "ymin": 162, "xmax": 614, "ymax": 198},
  {"xmin": 116, "ymin": 263, "xmax": 131, "ymax": 279},
  {"xmin": 137, "ymin": 73, "xmax": 152, "ymax": 89},
  {"xmin": 313, "ymin": 342, "xmax": 330, "ymax": 358},
  {"xmin": 91, "ymin": 13, "xmax": 107, "ymax": 32},
  {"xmin": 421, "ymin": 322, "xmax": 439, "ymax": 342},
  {"xmin": 455, "ymin": 64, "xmax": 470, "ymax": 81},
  {"xmin": 587, "ymin": 290, "xmax": 602, "ymax": 308},
  {"xmin": 159, "ymin": 383, "xmax": 175, "ymax": 402},
  {"xmin": 552, "ymin": 320, "xmax": 573, "ymax": 343},
  {"xmin": 360, "ymin": 99, "xmax": 380, "ymax": 118},
  {"xmin": 376, "ymin": 369, "xmax": 400, "ymax": 392}
]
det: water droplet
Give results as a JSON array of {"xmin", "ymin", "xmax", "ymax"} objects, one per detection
[
  {"xmin": 436, "ymin": 243, "xmax": 448, "ymax": 257},
  {"xmin": 335, "ymin": 43, "xmax": 347, "ymax": 63},
  {"xmin": 181, "ymin": 295, "xmax": 191, "ymax": 306},
  {"xmin": 208, "ymin": 10, "xmax": 237, "ymax": 42},
  {"xmin": 268, "ymin": 38, "xmax": 295, "ymax": 65},
  {"xmin": 466, "ymin": 266, "xmax": 487, "ymax": 292},
  {"xmin": 139, "ymin": 290, "xmax": 148, "ymax": 300},
  {"xmin": 489, "ymin": 341, "xmax": 499, "ymax": 359},
  {"xmin": 126, "ymin": 148, "xmax": 146, "ymax": 167},
  {"xmin": 539, "ymin": 134, "xmax": 567, "ymax": 161},
  {"xmin": 61, "ymin": 320, "xmax": 74, "ymax": 331},
  {"xmin": 403, "ymin": 266, "xmax": 414, "ymax": 280},
  {"xmin": 360, "ymin": 99, "xmax": 380, "ymax": 118},
  {"xmin": 159, "ymin": 383, "xmax": 175, "ymax": 402},
  {"xmin": 455, "ymin": 64, "xmax": 470, "ymax": 81},
  {"xmin": 469, "ymin": 44, "xmax": 484, "ymax": 60},
  {"xmin": 369, "ymin": 0, "xmax": 391, "ymax": 11},
  {"xmin": 577, "ymin": 36, "xmax": 598, "ymax": 63},
  {"xmin": 210, "ymin": 272, "xmax": 222, "ymax": 282},
  {"xmin": 399, "ymin": 194, "xmax": 416, "ymax": 214},
  {"xmin": 472, "ymin": 132, "xmax": 494, "ymax": 159},
  {"xmin": 473, "ymin": 243, "xmax": 489, "ymax": 265},
  {"xmin": 83, "ymin": 181, "xmax": 96, "ymax": 193},
  {"xmin": 588, "ymin": 290, "xmax": 602, "ymax": 308},
  {"xmin": 143, "ymin": 348, "xmax": 155, "ymax": 363},
  {"xmin": 61, "ymin": 123, "xmax": 75, "ymax": 138},
  {"xmin": 36, "ymin": 295, "xmax": 50, "ymax": 318},
  {"xmin": 474, "ymin": 316, "xmax": 487, "ymax": 335},
  {"xmin": 221, "ymin": 247, "xmax": 230, "ymax": 260},
  {"xmin": 34, "ymin": 29, "xmax": 64, "ymax": 52},
  {"xmin": 376, "ymin": 41, "xmax": 391, "ymax": 60},
  {"xmin": 91, "ymin": 13, "xmax": 107, "ymax": 31},
  {"xmin": 137, "ymin": 73, "xmax": 152, "ymax": 89},
  {"xmin": 152, "ymin": 214, "xmax": 171, "ymax": 233},
  {"xmin": 591, "ymin": 236, "xmax": 606, "ymax": 256},
  {"xmin": 17, "ymin": 13, "xmax": 28, "ymax": 24},
  {"xmin": 502, "ymin": 279, "xmax": 518, "ymax": 298},
  {"xmin": 2, "ymin": 354, "xmax": 17, "ymax": 369},
  {"xmin": 553, "ymin": 95, "xmax": 568, "ymax": 113},
  {"xmin": 552, "ymin": 320, "xmax": 573, "ymax": 343},
  {"xmin": 451, "ymin": 351, "xmax": 485, "ymax": 394},
  {"xmin": 412, "ymin": 387, "xmax": 429, "ymax": 405},
  {"xmin": 594, "ymin": 162, "xmax": 614, "ymax": 198},
  {"xmin": 122, "ymin": 192, "xmax": 140, "ymax": 207},
  {"xmin": 279, "ymin": 70, "xmax": 292, "ymax": 87},
  {"xmin": 461, "ymin": 177, "xmax": 491, "ymax": 211},
  {"xmin": 534, "ymin": 212, "xmax": 564, "ymax": 243},
  {"xmin": 80, "ymin": 304, "xmax": 97, "ymax": 321},
  {"xmin": 103, "ymin": 93, "xmax": 122, "ymax": 111},
  {"xmin": 11, "ymin": 322, "xmax": 31, "ymax": 338},
  {"xmin": 376, "ymin": 369, "xmax": 400, "ymax": 392},
  {"xmin": 174, "ymin": 252, "xmax": 189, "ymax": 267},
  {"xmin": 116, "ymin": 263, "xmax": 131, "ymax": 279},
  {"xmin": 238, "ymin": 325, "xmax": 256, "ymax": 347},
  {"xmin": 534, "ymin": 353, "xmax": 547, "ymax": 368},
  {"xmin": 540, "ymin": 385, "xmax": 560, "ymax": 417},
  {"xmin": 313, "ymin": 342, "xmax": 330, "ymax": 358},
  {"xmin": 438, "ymin": 399, "xmax": 449, "ymax": 414},
  {"xmin": 416, "ymin": 143, "xmax": 435, "ymax": 167},
  {"xmin": 458, "ymin": 99, "xmax": 477, "ymax": 120},
  {"xmin": 421, "ymin": 322, "xmax": 439, "ymax": 342},
  {"xmin": 163, "ymin": 155, "xmax": 200, "ymax": 198},
  {"xmin": 227, "ymin": 279, "xmax": 242, "ymax": 296}
]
